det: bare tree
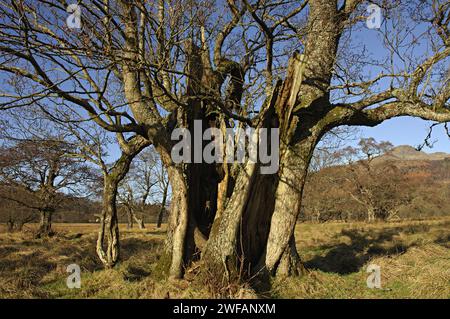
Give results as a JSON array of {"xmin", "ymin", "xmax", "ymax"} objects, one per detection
[
  {"xmin": 0, "ymin": 137, "xmax": 96, "ymax": 237},
  {"xmin": 118, "ymin": 147, "xmax": 170, "ymax": 229},
  {"xmin": 339, "ymin": 138, "xmax": 413, "ymax": 222},
  {"xmin": 118, "ymin": 147, "xmax": 159, "ymax": 229},
  {"xmin": 0, "ymin": 1, "xmax": 449, "ymax": 288},
  {"xmin": 0, "ymin": 199, "xmax": 35, "ymax": 232},
  {"xmin": 59, "ymin": 116, "xmax": 150, "ymax": 267}
]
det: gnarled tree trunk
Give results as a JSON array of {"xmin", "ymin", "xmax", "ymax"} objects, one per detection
[
  {"xmin": 97, "ymin": 176, "xmax": 120, "ymax": 268},
  {"xmin": 161, "ymin": 55, "xmax": 315, "ymax": 286},
  {"xmin": 160, "ymin": 0, "xmax": 343, "ymax": 287},
  {"xmin": 96, "ymin": 137, "xmax": 149, "ymax": 268}
]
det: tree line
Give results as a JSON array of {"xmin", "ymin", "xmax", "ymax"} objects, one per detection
[
  {"xmin": 302, "ymin": 138, "xmax": 450, "ymax": 222},
  {"xmin": 0, "ymin": 116, "xmax": 170, "ymax": 233}
]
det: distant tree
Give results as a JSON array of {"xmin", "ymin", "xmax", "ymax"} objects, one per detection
[
  {"xmin": 303, "ymin": 129, "xmax": 359, "ymax": 222},
  {"xmin": 0, "ymin": 198, "xmax": 35, "ymax": 232},
  {"xmin": 60, "ymin": 118, "xmax": 149, "ymax": 266},
  {"xmin": 118, "ymin": 147, "xmax": 170, "ymax": 229},
  {"xmin": 118, "ymin": 148, "xmax": 157, "ymax": 229},
  {"xmin": 0, "ymin": 139, "xmax": 97, "ymax": 237},
  {"xmin": 118, "ymin": 184, "xmax": 139, "ymax": 229},
  {"xmin": 340, "ymin": 138, "xmax": 413, "ymax": 222}
]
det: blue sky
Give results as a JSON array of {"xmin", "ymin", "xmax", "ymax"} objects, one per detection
[
  {"xmin": 0, "ymin": 1, "xmax": 448, "ymax": 161},
  {"xmin": 345, "ymin": 5, "xmax": 449, "ymax": 153},
  {"xmin": 359, "ymin": 118, "xmax": 449, "ymax": 153}
]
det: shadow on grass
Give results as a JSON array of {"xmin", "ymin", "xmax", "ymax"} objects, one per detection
[
  {"xmin": 0, "ymin": 232, "xmax": 168, "ymax": 297},
  {"xmin": 303, "ymin": 224, "xmax": 430, "ymax": 274},
  {"xmin": 120, "ymin": 237, "xmax": 162, "ymax": 260},
  {"xmin": 434, "ymin": 234, "xmax": 450, "ymax": 249}
]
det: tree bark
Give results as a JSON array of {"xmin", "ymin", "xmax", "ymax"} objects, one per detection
[
  {"xmin": 156, "ymin": 182, "xmax": 168, "ymax": 228},
  {"xmin": 162, "ymin": 1, "xmax": 342, "ymax": 285},
  {"xmin": 133, "ymin": 215, "xmax": 145, "ymax": 229},
  {"xmin": 95, "ymin": 138, "xmax": 148, "ymax": 268},
  {"xmin": 261, "ymin": 129, "xmax": 320, "ymax": 275},
  {"xmin": 126, "ymin": 207, "xmax": 134, "ymax": 229},
  {"xmin": 164, "ymin": 166, "xmax": 189, "ymax": 279},
  {"xmin": 35, "ymin": 209, "xmax": 53, "ymax": 238},
  {"xmin": 96, "ymin": 176, "xmax": 120, "ymax": 268}
]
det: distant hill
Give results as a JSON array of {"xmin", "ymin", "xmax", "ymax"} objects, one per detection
[{"xmin": 374, "ymin": 145, "xmax": 450, "ymax": 163}]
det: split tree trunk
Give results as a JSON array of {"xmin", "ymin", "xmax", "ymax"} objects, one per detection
[
  {"xmin": 162, "ymin": 0, "xmax": 342, "ymax": 284},
  {"xmin": 200, "ymin": 51, "xmax": 322, "ymax": 283},
  {"xmin": 202, "ymin": 138, "xmax": 316, "ymax": 282},
  {"xmin": 162, "ymin": 57, "xmax": 317, "ymax": 284}
]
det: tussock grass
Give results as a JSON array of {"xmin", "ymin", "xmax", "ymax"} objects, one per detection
[{"xmin": 0, "ymin": 219, "xmax": 448, "ymax": 298}]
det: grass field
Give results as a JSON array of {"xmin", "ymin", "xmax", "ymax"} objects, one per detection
[{"xmin": 0, "ymin": 218, "xmax": 449, "ymax": 299}]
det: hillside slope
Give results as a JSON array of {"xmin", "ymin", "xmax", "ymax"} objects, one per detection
[{"xmin": 302, "ymin": 146, "xmax": 450, "ymax": 221}]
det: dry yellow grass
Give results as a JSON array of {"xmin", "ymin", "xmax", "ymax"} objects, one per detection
[
  {"xmin": 273, "ymin": 217, "xmax": 450, "ymax": 298},
  {"xmin": 0, "ymin": 218, "xmax": 448, "ymax": 298}
]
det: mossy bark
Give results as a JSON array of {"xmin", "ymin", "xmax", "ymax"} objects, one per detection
[{"xmin": 162, "ymin": 1, "xmax": 343, "ymax": 284}]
